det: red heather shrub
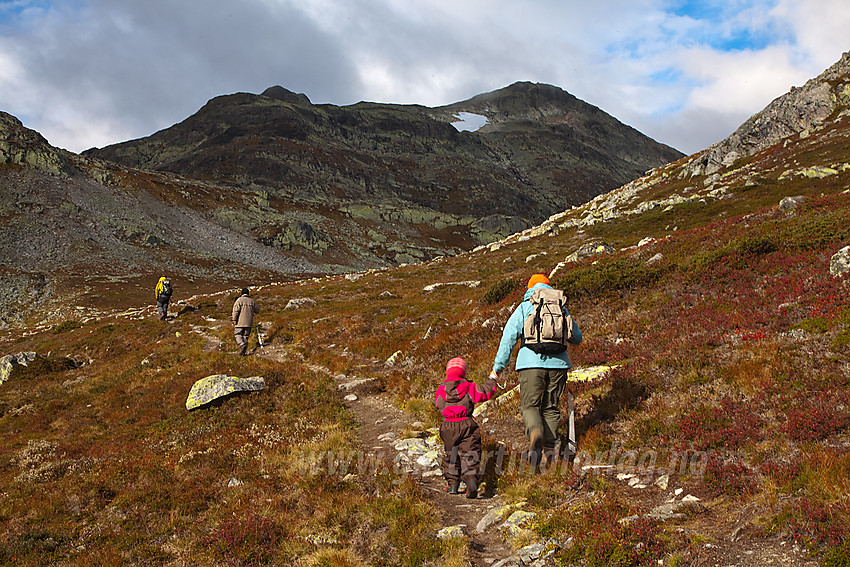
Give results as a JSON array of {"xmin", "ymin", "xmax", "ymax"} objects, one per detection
[
  {"xmin": 758, "ymin": 460, "xmax": 802, "ymax": 490},
  {"xmin": 206, "ymin": 511, "xmax": 287, "ymax": 566},
  {"xmin": 703, "ymin": 453, "xmax": 757, "ymax": 497},
  {"xmin": 788, "ymin": 497, "xmax": 850, "ymax": 550},
  {"xmin": 677, "ymin": 397, "xmax": 765, "ymax": 451},
  {"xmin": 784, "ymin": 393, "xmax": 850, "ymax": 442},
  {"xmin": 551, "ymin": 499, "xmax": 668, "ymax": 566}
]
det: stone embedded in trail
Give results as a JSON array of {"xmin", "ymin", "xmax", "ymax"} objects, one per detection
[
  {"xmin": 415, "ymin": 451, "xmax": 440, "ymax": 469},
  {"xmin": 185, "ymin": 374, "xmax": 266, "ymax": 410},
  {"xmin": 437, "ymin": 525, "xmax": 466, "ymax": 539},
  {"xmin": 517, "ymin": 541, "xmax": 546, "ymax": 563},
  {"xmin": 394, "ymin": 438, "xmax": 428, "ymax": 454}
]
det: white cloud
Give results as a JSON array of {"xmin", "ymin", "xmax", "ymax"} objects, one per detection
[{"xmin": 0, "ymin": 0, "xmax": 847, "ymax": 154}]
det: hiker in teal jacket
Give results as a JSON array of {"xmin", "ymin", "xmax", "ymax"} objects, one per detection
[{"xmin": 491, "ymin": 274, "xmax": 582, "ymax": 466}]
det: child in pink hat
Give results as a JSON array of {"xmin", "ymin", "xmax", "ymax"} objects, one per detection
[{"xmin": 434, "ymin": 357, "xmax": 497, "ymax": 498}]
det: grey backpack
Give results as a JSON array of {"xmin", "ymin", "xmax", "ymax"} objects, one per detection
[{"xmin": 522, "ymin": 287, "xmax": 573, "ymax": 355}]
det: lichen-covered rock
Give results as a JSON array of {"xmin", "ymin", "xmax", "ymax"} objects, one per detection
[
  {"xmin": 423, "ymin": 280, "xmax": 481, "ymax": 292},
  {"xmin": 186, "ymin": 374, "xmax": 266, "ymax": 410},
  {"xmin": 0, "ymin": 352, "xmax": 38, "ymax": 387},
  {"xmin": 385, "ymin": 350, "xmax": 402, "ymax": 366},
  {"xmin": 476, "ymin": 504, "xmax": 517, "ymax": 533},
  {"xmin": 437, "ymin": 525, "xmax": 466, "ymax": 539},
  {"xmin": 499, "ymin": 510, "xmax": 536, "ymax": 535},
  {"xmin": 564, "ymin": 241, "xmax": 615, "ymax": 263},
  {"xmin": 830, "ymin": 245, "xmax": 850, "ymax": 277}
]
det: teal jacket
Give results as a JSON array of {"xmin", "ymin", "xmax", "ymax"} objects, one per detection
[{"xmin": 492, "ymin": 283, "xmax": 582, "ymax": 373}]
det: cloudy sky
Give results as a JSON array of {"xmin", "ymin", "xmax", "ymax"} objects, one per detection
[{"xmin": 1, "ymin": 0, "xmax": 848, "ymax": 155}]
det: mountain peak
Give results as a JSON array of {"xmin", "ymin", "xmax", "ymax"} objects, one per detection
[{"xmin": 260, "ymin": 86, "xmax": 311, "ymax": 105}]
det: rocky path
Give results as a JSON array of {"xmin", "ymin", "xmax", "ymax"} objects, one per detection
[
  {"xmin": 248, "ymin": 340, "xmax": 525, "ymax": 566},
  {"xmin": 170, "ymin": 316, "xmax": 821, "ymax": 565}
]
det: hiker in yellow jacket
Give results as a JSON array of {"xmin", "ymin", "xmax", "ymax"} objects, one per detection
[{"xmin": 154, "ymin": 277, "xmax": 173, "ymax": 321}]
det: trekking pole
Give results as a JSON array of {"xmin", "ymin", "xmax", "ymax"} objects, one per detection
[{"xmin": 255, "ymin": 323, "xmax": 265, "ymax": 348}]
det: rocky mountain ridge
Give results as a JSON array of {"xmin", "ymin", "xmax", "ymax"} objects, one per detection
[
  {"xmin": 1, "ymin": 83, "xmax": 682, "ymax": 328},
  {"xmin": 687, "ymin": 51, "xmax": 850, "ymax": 176}
]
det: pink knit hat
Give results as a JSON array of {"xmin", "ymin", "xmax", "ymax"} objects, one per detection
[{"xmin": 446, "ymin": 357, "xmax": 467, "ymax": 380}]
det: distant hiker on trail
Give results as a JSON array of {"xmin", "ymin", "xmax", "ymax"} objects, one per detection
[
  {"xmin": 491, "ymin": 273, "xmax": 582, "ymax": 468},
  {"xmin": 435, "ymin": 357, "xmax": 497, "ymax": 499},
  {"xmin": 231, "ymin": 288, "xmax": 260, "ymax": 356},
  {"xmin": 154, "ymin": 276, "xmax": 173, "ymax": 320}
]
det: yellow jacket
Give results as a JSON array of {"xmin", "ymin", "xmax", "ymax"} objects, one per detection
[{"xmin": 155, "ymin": 277, "xmax": 172, "ymax": 300}]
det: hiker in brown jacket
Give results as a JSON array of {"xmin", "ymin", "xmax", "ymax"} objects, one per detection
[{"xmin": 231, "ymin": 288, "xmax": 260, "ymax": 356}]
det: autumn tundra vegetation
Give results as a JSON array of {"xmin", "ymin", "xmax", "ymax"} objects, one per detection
[
  {"xmin": 2, "ymin": 118, "xmax": 849, "ymax": 565},
  {"xmin": 2, "ymin": 54, "xmax": 850, "ymax": 567}
]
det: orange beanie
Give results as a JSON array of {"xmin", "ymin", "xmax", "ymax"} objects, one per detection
[{"xmin": 527, "ymin": 274, "xmax": 550, "ymax": 289}]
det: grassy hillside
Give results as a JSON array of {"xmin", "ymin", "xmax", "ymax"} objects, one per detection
[{"xmin": 1, "ymin": 118, "xmax": 849, "ymax": 565}]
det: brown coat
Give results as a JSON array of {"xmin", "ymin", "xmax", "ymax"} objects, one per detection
[{"xmin": 231, "ymin": 295, "xmax": 259, "ymax": 328}]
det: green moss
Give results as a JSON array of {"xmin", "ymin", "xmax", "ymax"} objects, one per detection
[
  {"xmin": 832, "ymin": 330, "xmax": 850, "ymax": 349},
  {"xmin": 794, "ymin": 318, "xmax": 830, "ymax": 334}
]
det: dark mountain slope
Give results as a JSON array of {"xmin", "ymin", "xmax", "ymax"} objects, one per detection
[{"xmin": 86, "ymin": 82, "xmax": 683, "ymax": 238}]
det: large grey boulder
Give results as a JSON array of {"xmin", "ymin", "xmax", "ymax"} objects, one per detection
[
  {"xmin": 186, "ymin": 374, "xmax": 266, "ymax": 410},
  {"xmin": 830, "ymin": 245, "xmax": 850, "ymax": 278}
]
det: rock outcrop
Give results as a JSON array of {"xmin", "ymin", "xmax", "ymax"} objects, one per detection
[
  {"xmin": 0, "ymin": 351, "xmax": 38, "ymax": 386},
  {"xmin": 686, "ymin": 51, "xmax": 850, "ymax": 176}
]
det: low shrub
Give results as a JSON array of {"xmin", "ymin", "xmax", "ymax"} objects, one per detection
[
  {"xmin": 677, "ymin": 397, "xmax": 765, "ymax": 451},
  {"xmin": 483, "ymin": 277, "xmax": 521, "ymax": 305},
  {"xmin": 785, "ymin": 394, "xmax": 850, "ymax": 442},
  {"xmin": 703, "ymin": 454, "xmax": 757, "ymax": 497},
  {"xmin": 205, "ymin": 511, "xmax": 287, "ymax": 566},
  {"xmin": 539, "ymin": 498, "xmax": 669, "ymax": 566},
  {"xmin": 553, "ymin": 258, "xmax": 667, "ymax": 299},
  {"xmin": 53, "ymin": 320, "xmax": 83, "ymax": 334}
]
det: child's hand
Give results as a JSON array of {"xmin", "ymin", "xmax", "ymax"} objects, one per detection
[{"xmin": 489, "ymin": 370, "xmax": 500, "ymax": 381}]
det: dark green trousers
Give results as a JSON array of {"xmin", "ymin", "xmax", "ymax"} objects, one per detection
[{"xmin": 518, "ymin": 368, "xmax": 568, "ymax": 449}]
